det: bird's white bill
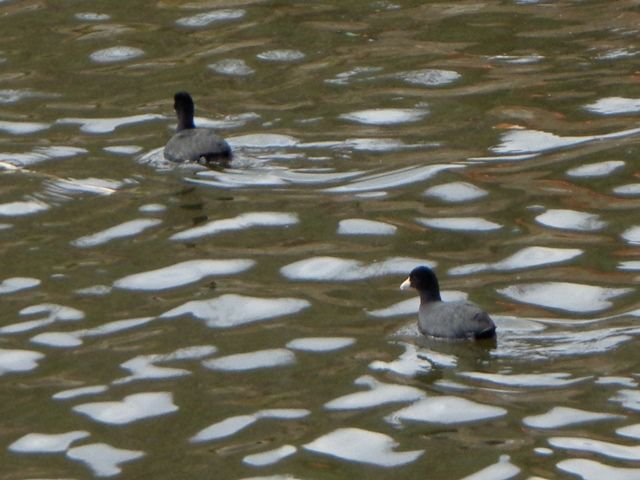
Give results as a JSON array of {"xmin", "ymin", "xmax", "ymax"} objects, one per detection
[{"xmin": 400, "ymin": 277, "xmax": 411, "ymax": 290}]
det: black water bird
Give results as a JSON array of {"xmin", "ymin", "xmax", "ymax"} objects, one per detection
[
  {"xmin": 164, "ymin": 92, "xmax": 231, "ymax": 165},
  {"xmin": 400, "ymin": 266, "xmax": 496, "ymax": 340}
]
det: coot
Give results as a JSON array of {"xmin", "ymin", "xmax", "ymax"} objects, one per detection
[
  {"xmin": 400, "ymin": 266, "xmax": 496, "ymax": 340},
  {"xmin": 164, "ymin": 92, "xmax": 231, "ymax": 165}
]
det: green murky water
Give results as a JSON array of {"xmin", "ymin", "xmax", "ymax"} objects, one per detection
[{"xmin": 1, "ymin": 1, "xmax": 640, "ymax": 479}]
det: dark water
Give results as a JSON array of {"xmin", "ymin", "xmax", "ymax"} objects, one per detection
[{"xmin": 1, "ymin": 0, "xmax": 640, "ymax": 478}]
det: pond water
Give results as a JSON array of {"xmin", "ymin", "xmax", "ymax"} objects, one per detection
[{"xmin": 1, "ymin": 0, "xmax": 640, "ymax": 479}]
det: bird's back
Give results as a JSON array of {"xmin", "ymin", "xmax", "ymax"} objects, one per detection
[
  {"xmin": 418, "ymin": 300, "xmax": 496, "ymax": 340},
  {"xmin": 164, "ymin": 128, "xmax": 231, "ymax": 164}
]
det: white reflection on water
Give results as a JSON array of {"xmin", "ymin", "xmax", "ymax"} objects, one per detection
[
  {"xmin": 557, "ymin": 458, "xmax": 640, "ymax": 480},
  {"xmin": 191, "ymin": 408, "xmax": 310, "ymax": 443},
  {"xmin": 417, "ymin": 216, "xmax": 502, "ymax": 231},
  {"xmin": 175, "ymin": 9, "xmax": 245, "ymax": 27},
  {"xmin": 0, "ymin": 277, "xmax": 40, "ymax": 295},
  {"xmin": 170, "ymin": 212, "xmax": 298, "ymax": 241},
  {"xmin": 613, "ymin": 183, "xmax": 640, "ymax": 196},
  {"xmin": 0, "ymin": 120, "xmax": 49, "ymax": 134},
  {"xmin": 566, "ymin": 160, "xmax": 625, "ymax": 177},
  {"xmin": 549, "ymin": 436, "xmax": 640, "ymax": 461},
  {"xmin": 192, "ymin": 167, "xmax": 364, "ymax": 189},
  {"xmin": 0, "ymin": 349, "xmax": 44, "ymax": 375},
  {"xmin": 498, "ymin": 282, "xmax": 632, "ymax": 313},
  {"xmin": 535, "ymin": 208, "xmax": 606, "ymax": 231},
  {"xmin": 161, "ymin": 294, "xmax": 310, "ymax": 328},
  {"xmin": 303, "ymin": 427, "xmax": 424, "ymax": 467},
  {"xmin": 66, "ymin": 442, "xmax": 145, "ymax": 477},
  {"xmin": 492, "ymin": 127, "xmax": 640, "ymax": 154},
  {"xmin": 393, "ymin": 68, "xmax": 461, "ymax": 86},
  {"xmin": 617, "ymin": 423, "xmax": 640, "ymax": 440},
  {"xmin": 257, "ymin": 49, "xmax": 305, "ymax": 62},
  {"xmin": 75, "ymin": 12, "xmax": 111, "ymax": 21},
  {"xmin": 340, "ymin": 108, "xmax": 428, "ymax": 125},
  {"xmin": 89, "ymin": 46, "xmax": 144, "ymax": 63},
  {"xmin": 459, "ymin": 371, "xmax": 591, "ymax": 388},
  {"xmin": 46, "ymin": 177, "xmax": 125, "ymax": 197},
  {"xmin": 57, "ymin": 114, "xmax": 165, "ymax": 133},
  {"xmin": 523, "ymin": 406, "xmax": 623, "ymax": 429},
  {"xmin": 386, "ymin": 396, "xmax": 506, "ymax": 426},
  {"xmin": 494, "ymin": 327, "xmax": 636, "ymax": 360},
  {"xmin": 610, "ymin": 389, "xmax": 640, "ymax": 412},
  {"xmin": 0, "ymin": 146, "xmax": 86, "ymax": 167},
  {"xmin": 459, "ymin": 455, "xmax": 520, "ymax": 480},
  {"xmin": 324, "ymin": 163, "xmax": 462, "ymax": 193},
  {"xmin": 208, "ymin": 59, "xmax": 255, "ymax": 76},
  {"xmin": 9, "ymin": 430, "xmax": 89, "ymax": 453},
  {"xmin": 286, "ymin": 337, "xmax": 355, "ymax": 352},
  {"xmin": 30, "ymin": 317, "xmax": 154, "ymax": 348},
  {"xmin": 0, "ymin": 303, "xmax": 84, "ymax": 334},
  {"xmin": 324, "ymin": 375, "xmax": 425, "ymax": 410},
  {"xmin": 281, "ymin": 256, "xmax": 433, "ymax": 281},
  {"xmin": 585, "ymin": 97, "xmax": 640, "ymax": 115},
  {"xmin": 113, "ymin": 259, "xmax": 255, "ymax": 291},
  {"xmin": 0, "ymin": 200, "xmax": 49, "ymax": 216},
  {"xmin": 71, "ymin": 218, "xmax": 162, "ymax": 247},
  {"xmin": 423, "ymin": 181, "xmax": 488, "ymax": 202},
  {"xmin": 243, "ymin": 445, "xmax": 297, "ymax": 466},
  {"xmin": 73, "ymin": 392, "xmax": 178, "ymax": 425},
  {"xmin": 369, "ymin": 342, "xmax": 432, "ymax": 377},
  {"xmin": 337, "ymin": 218, "xmax": 397, "ymax": 236},
  {"xmin": 203, "ymin": 348, "xmax": 295, "ymax": 372},
  {"xmin": 449, "ymin": 246, "xmax": 583, "ymax": 275},
  {"xmin": 113, "ymin": 345, "xmax": 217, "ymax": 384},
  {"xmin": 53, "ymin": 385, "xmax": 109, "ymax": 400},
  {"xmin": 622, "ymin": 226, "xmax": 640, "ymax": 245}
]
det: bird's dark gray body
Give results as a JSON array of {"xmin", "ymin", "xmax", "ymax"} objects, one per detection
[
  {"xmin": 401, "ymin": 265, "xmax": 496, "ymax": 340},
  {"xmin": 164, "ymin": 91, "xmax": 231, "ymax": 165},
  {"xmin": 417, "ymin": 300, "xmax": 496, "ymax": 340},
  {"xmin": 164, "ymin": 128, "xmax": 231, "ymax": 164}
]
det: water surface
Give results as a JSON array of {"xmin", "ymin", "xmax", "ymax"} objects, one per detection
[{"xmin": 1, "ymin": 0, "xmax": 640, "ymax": 479}]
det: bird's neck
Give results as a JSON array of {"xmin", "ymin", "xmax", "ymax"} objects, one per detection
[
  {"xmin": 419, "ymin": 290, "xmax": 441, "ymax": 303},
  {"xmin": 176, "ymin": 110, "xmax": 195, "ymax": 131}
]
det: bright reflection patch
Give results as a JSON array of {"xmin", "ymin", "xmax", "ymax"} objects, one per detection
[
  {"xmin": 340, "ymin": 108, "xmax": 428, "ymax": 125},
  {"xmin": 243, "ymin": 445, "xmax": 297, "ymax": 466},
  {"xmin": 113, "ymin": 259, "xmax": 255, "ymax": 291},
  {"xmin": 324, "ymin": 375, "xmax": 425, "ymax": 410},
  {"xmin": 417, "ymin": 217, "xmax": 501, "ymax": 231},
  {"xmin": 423, "ymin": 181, "xmax": 488, "ymax": 202},
  {"xmin": 191, "ymin": 409, "xmax": 309, "ymax": 443},
  {"xmin": 9, "ymin": 430, "xmax": 89, "ymax": 453},
  {"xmin": 498, "ymin": 282, "xmax": 632, "ymax": 312},
  {"xmin": 89, "ymin": 46, "xmax": 144, "ymax": 63},
  {"xmin": 71, "ymin": 219, "xmax": 162, "ymax": 247},
  {"xmin": 161, "ymin": 294, "xmax": 309, "ymax": 328},
  {"xmin": 73, "ymin": 392, "xmax": 178, "ymax": 425},
  {"xmin": 557, "ymin": 458, "xmax": 640, "ymax": 480},
  {"xmin": 170, "ymin": 212, "xmax": 298, "ymax": 241},
  {"xmin": 281, "ymin": 256, "xmax": 434, "ymax": 281},
  {"xmin": 386, "ymin": 396, "xmax": 506, "ymax": 425},
  {"xmin": 303, "ymin": 427, "xmax": 424, "ymax": 467},
  {"xmin": 0, "ymin": 348, "xmax": 44, "ymax": 375},
  {"xmin": 203, "ymin": 348, "xmax": 295, "ymax": 371},
  {"xmin": 523, "ymin": 407, "xmax": 623, "ymax": 429},
  {"xmin": 449, "ymin": 246, "xmax": 582, "ymax": 275},
  {"xmin": 337, "ymin": 218, "xmax": 397, "ymax": 236},
  {"xmin": 535, "ymin": 209, "xmax": 606, "ymax": 231},
  {"xmin": 66, "ymin": 442, "xmax": 145, "ymax": 477}
]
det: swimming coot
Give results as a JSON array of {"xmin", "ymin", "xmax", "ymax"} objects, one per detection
[
  {"xmin": 400, "ymin": 266, "xmax": 496, "ymax": 340},
  {"xmin": 164, "ymin": 92, "xmax": 231, "ymax": 165}
]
